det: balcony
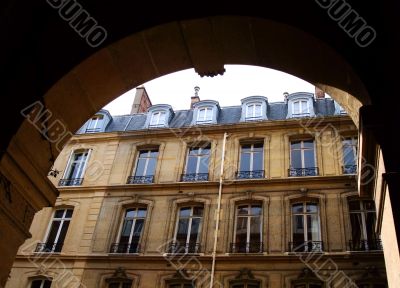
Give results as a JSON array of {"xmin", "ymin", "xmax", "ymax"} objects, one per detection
[
  {"xmin": 109, "ymin": 242, "xmax": 141, "ymax": 254},
  {"xmin": 342, "ymin": 165, "xmax": 357, "ymax": 174},
  {"xmin": 348, "ymin": 239, "xmax": 383, "ymax": 251},
  {"xmin": 58, "ymin": 178, "xmax": 83, "ymax": 186},
  {"xmin": 288, "ymin": 241, "xmax": 323, "ymax": 252},
  {"xmin": 288, "ymin": 167, "xmax": 319, "ymax": 177},
  {"xmin": 230, "ymin": 242, "xmax": 263, "ymax": 253},
  {"xmin": 167, "ymin": 242, "xmax": 201, "ymax": 254},
  {"xmin": 35, "ymin": 242, "xmax": 63, "ymax": 253},
  {"xmin": 127, "ymin": 175, "xmax": 154, "ymax": 184},
  {"xmin": 181, "ymin": 173, "xmax": 209, "ymax": 182},
  {"xmin": 236, "ymin": 170, "xmax": 265, "ymax": 179}
]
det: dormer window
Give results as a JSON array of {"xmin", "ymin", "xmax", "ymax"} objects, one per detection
[
  {"xmin": 334, "ymin": 101, "xmax": 347, "ymax": 115},
  {"xmin": 145, "ymin": 104, "xmax": 174, "ymax": 128},
  {"xmin": 150, "ymin": 111, "xmax": 166, "ymax": 127},
  {"xmin": 292, "ymin": 99, "xmax": 310, "ymax": 117},
  {"xmin": 286, "ymin": 92, "xmax": 315, "ymax": 119},
  {"xmin": 86, "ymin": 114, "xmax": 104, "ymax": 133},
  {"xmin": 191, "ymin": 100, "xmax": 220, "ymax": 125},
  {"xmin": 197, "ymin": 107, "xmax": 213, "ymax": 123},
  {"xmin": 240, "ymin": 96, "xmax": 268, "ymax": 122}
]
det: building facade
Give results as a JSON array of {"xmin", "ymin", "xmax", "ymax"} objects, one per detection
[{"xmin": 6, "ymin": 92, "xmax": 387, "ymax": 288}]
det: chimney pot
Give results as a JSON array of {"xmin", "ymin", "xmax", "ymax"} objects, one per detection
[{"xmin": 191, "ymin": 86, "xmax": 201, "ymax": 108}]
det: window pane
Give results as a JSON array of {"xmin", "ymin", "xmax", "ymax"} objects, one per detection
[
  {"xmin": 307, "ymin": 214, "xmax": 320, "ymax": 241},
  {"xmin": 193, "ymin": 207, "xmax": 203, "ymax": 216},
  {"xmin": 306, "ymin": 203, "xmax": 317, "ymax": 213},
  {"xmin": 301, "ymin": 100, "xmax": 308, "ymax": 114},
  {"xmin": 303, "ymin": 140, "xmax": 314, "ymax": 148},
  {"xmin": 65, "ymin": 209, "xmax": 73, "ymax": 218},
  {"xmin": 304, "ymin": 149, "xmax": 315, "ymax": 168},
  {"xmin": 291, "ymin": 141, "xmax": 301, "ymax": 149},
  {"xmin": 251, "ymin": 205, "xmax": 262, "ymax": 215},
  {"xmin": 122, "ymin": 283, "xmax": 133, "ymax": 288},
  {"xmin": 137, "ymin": 208, "xmax": 147, "ymax": 218},
  {"xmin": 205, "ymin": 108, "xmax": 213, "ymax": 120},
  {"xmin": 291, "ymin": 150, "xmax": 302, "ymax": 168},
  {"xmin": 108, "ymin": 283, "xmax": 120, "ymax": 288},
  {"xmin": 54, "ymin": 210, "xmax": 64, "ymax": 218},
  {"xmin": 126, "ymin": 209, "xmax": 136, "ymax": 218},
  {"xmin": 189, "ymin": 218, "xmax": 201, "ymax": 243},
  {"xmin": 292, "ymin": 203, "xmax": 304, "ymax": 213},
  {"xmin": 235, "ymin": 217, "xmax": 248, "ymax": 243},
  {"xmin": 146, "ymin": 158, "xmax": 157, "ymax": 175},
  {"xmin": 132, "ymin": 219, "xmax": 144, "ymax": 242},
  {"xmin": 246, "ymin": 104, "xmax": 254, "ymax": 117},
  {"xmin": 134, "ymin": 158, "xmax": 146, "ymax": 176},
  {"xmin": 293, "ymin": 101, "xmax": 300, "ymax": 114},
  {"xmin": 255, "ymin": 104, "xmax": 262, "ymax": 116},
  {"xmin": 364, "ymin": 200, "xmax": 376, "ymax": 211},
  {"xmin": 198, "ymin": 108, "xmax": 205, "ymax": 120},
  {"xmin": 253, "ymin": 151, "xmax": 263, "ymax": 170},
  {"xmin": 31, "ymin": 280, "xmax": 45, "ymax": 288},
  {"xmin": 46, "ymin": 221, "xmax": 61, "ymax": 245},
  {"xmin": 198, "ymin": 155, "xmax": 209, "ymax": 173},
  {"xmin": 237, "ymin": 206, "xmax": 249, "ymax": 215},
  {"xmin": 189, "ymin": 147, "xmax": 200, "ymax": 155},
  {"xmin": 348, "ymin": 201, "xmax": 360, "ymax": 211},
  {"xmin": 176, "ymin": 219, "xmax": 189, "ymax": 243},
  {"xmin": 253, "ymin": 142, "xmax": 263, "ymax": 149},
  {"xmin": 120, "ymin": 220, "xmax": 133, "ymax": 242},
  {"xmin": 343, "ymin": 145, "xmax": 356, "ymax": 166},
  {"xmin": 292, "ymin": 215, "xmax": 305, "ymax": 243},
  {"xmin": 249, "ymin": 216, "xmax": 261, "ymax": 242},
  {"xmin": 240, "ymin": 152, "xmax": 250, "ymax": 171},
  {"xmin": 180, "ymin": 207, "xmax": 191, "ymax": 217},
  {"xmin": 43, "ymin": 280, "xmax": 52, "ymax": 288},
  {"xmin": 365, "ymin": 212, "xmax": 377, "ymax": 241},
  {"xmin": 186, "ymin": 156, "xmax": 197, "ymax": 173},
  {"xmin": 350, "ymin": 213, "xmax": 362, "ymax": 243}
]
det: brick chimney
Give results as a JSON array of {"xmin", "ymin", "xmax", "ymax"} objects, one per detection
[
  {"xmin": 190, "ymin": 86, "xmax": 200, "ymax": 108},
  {"xmin": 315, "ymin": 86, "xmax": 325, "ymax": 99},
  {"xmin": 130, "ymin": 86, "xmax": 152, "ymax": 114}
]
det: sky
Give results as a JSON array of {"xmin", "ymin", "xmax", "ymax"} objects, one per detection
[{"xmin": 103, "ymin": 65, "xmax": 319, "ymax": 115}]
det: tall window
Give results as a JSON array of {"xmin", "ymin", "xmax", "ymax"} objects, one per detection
[
  {"xmin": 30, "ymin": 279, "xmax": 52, "ymax": 288},
  {"xmin": 245, "ymin": 102, "xmax": 262, "ymax": 120},
  {"xmin": 197, "ymin": 107, "xmax": 213, "ymax": 123},
  {"xmin": 172, "ymin": 206, "xmax": 203, "ymax": 253},
  {"xmin": 232, "ymin": 204, "xmax": 263, "ymax": 253},
  {"xmin": 150, "ymin": 111, "xmax": 166, "ymax": 127},
  {"xmin": 86, "ymin": 114, "xmax": 104, "ymax": 133},
  {"xmin": 111, "ymin": 207, "xmax": 147, "ymax": 253},
  {"xmin": 37, "ymin": 208, "xmax": 73, "ymax": 253},
  {"xmin": 59, "ymin": 150, "xmax": 89, "ymax": 186},
  {"xmin": 237, "ymin": 142, "xmax": 264, "ymax": 179},
  {"xmin": 292, "ymin": 100, "xmax": 310, "ymax": 117},
  {"xmin": 128, "ymin": 149, "xmax": 158, "ymax": 184},
  {"xmin": 289, "ymin": 140, "xmax": 317, "ymax": 176},
  {"xmin": 291, "ymin": 202, "xmax": 321, "ymax": 252},
  {"xmin": 342, "ymin": 137, "xmax": 358, "ymax": 174},
  {"xmin": 182, "ymin": 145, "xmax": 210, "ymax": 181},
  {"xmin": 348, "ymin": 200, "xmax": 380, "ymax": 251}
]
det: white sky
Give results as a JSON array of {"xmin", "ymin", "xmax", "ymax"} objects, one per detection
[{"xmin": 103, "ymin": 65, "xmax": 319, "ymax": 115}]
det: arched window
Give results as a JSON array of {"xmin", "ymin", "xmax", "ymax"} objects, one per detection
[
  {"xmin": 111, "ymin": 207, "xmax": 147, "ymax": 253},
  {"xmin": 290, "ymin": 201, "xmax": 322, "ymax": 252},
  {"xmin": 169, "ymin": 206, "xmax": 203, "ymax": 254},
  {"xmin": 348, "ymin": 199, "xmax": 381, "ymax": 251},
  {"xmin": 231, "ymin": 204, "xmax": 263, "ymax": 253}
]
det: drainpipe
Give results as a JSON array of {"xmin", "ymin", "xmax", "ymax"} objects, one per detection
[{"xmin": 210, "ymin": 132, "xmax": 228, "ymax": 288}]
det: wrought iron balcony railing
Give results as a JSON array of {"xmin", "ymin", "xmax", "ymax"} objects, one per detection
[
  {"xmin": 109, "ymin": 242, "xmax": 141, "ymax": 254},
  {"xmin": 181, "ymin": 173, "xmax": 209, "ymax": 182},
  {"xmin": 167, "ymin": 242, "xmax": 201, "ymax": 254},
  {"xmin": 35, "ymin": 242, "xmax": 63, "ymax": 253},
  {"xmin": 288, "ymin": 167, "xmax": 319, "ymax": 177},
  {"xmin": 236, "ymin": 170, "xmax": 265, "ymax": 179},
  {"xmin": 342, "ymin": 165, "xmax": 357, "ymax": 174},
  {"xmin": 348, "ymin": 239, "xmax": 383, "ymax": 251},
  {"xmin": 127, "ymin": 175, "xmax": 154, "ymax": 184},
  {"xmin": 230, "ymin": 242, "xmax": 263, "ymax": 253},
  {"xmin": 58, "ymin": 178, "xmax": 83, "ymax": 186},
  {"xmin": 288, "ymin": 241, "xmax": 323, "ymax": 252}
]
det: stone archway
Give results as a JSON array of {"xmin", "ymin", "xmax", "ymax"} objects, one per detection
[{"xmin": 0, "ymin": 15, "xmax": 371, "ymax": 286}]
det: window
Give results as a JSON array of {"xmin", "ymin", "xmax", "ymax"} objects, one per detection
[
  {"xmin": 36, "ymin": 208, "xmax": 73, "ymax": 253},
  {"xmin": 59, "ymin": 150, "xmax": 89, "ymax": 186},
  {"xmin": 348, "ymin": 200, "xmax": 381, "ymax": 251},
  {"xmin": 245, "ymin": 102, "xmax": 262, "ymax": 120},
  {"xmin": 237, "ymin": 142, "xmax": 264, "ymax": 179},
  {"xmin": 150, "ymin": 111, "xmax": 166, "ymax": 127},
  {"xmin": 291, "ymin": 268, "xmax": 323, "ymax": 288},
  {"xmin": 291, "ymin": 202, "xmax": 321, "ymax": 252},
  {"xmin": 170, "ymin": 206, "xmax": 203, "ymax": 254},
  {"xmin": 231, "ymin": 204, "xmax": 263, "ymax": 253},
  {"xmin": 181, "ymin": 145, "xmax": 210, "ymax": 181},
  {"xmin": 342, "ymin": 137, "xmax": 358, "ymax": 174},
  {"xmin": 231, "ymin": 283, "xmax": 260, "ymax": 288},
  {"xmin": 289, "ymin": 140, "xmax": 317, "ymax": 176},
  {"xmin": 30, "ymin": 279, "xmax": 52, "ymax": 288},
  {"xmin": 197, "ymin": 107, "xmax": 213, "ymax": 123},
  {"xmin": 108, "ymin": 282, "xmax": 132, "ymax": 288},
  {"xmin": 111, "ymin": 207, "xmax": 147, "ymax": 253},
  {"xmin": 292, "ymin": 100, "xmax": 310, "ymax": 117},
  {"xmin": 167, "ymin": 284, "xmax": 194, "ymax": 288},
  {"xmin": 86, "ymin": 114, "xmax": 104, "ymax": 133},
  {"xmin": 127, "ymin": 149, "xmax": 158, "ymax": 184}
]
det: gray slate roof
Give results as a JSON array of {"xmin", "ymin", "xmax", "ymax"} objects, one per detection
[{"xmin": 88, "ymin": 98, "xmax": 339, "ymax": 133}]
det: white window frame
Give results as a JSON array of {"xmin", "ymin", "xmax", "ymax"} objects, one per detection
[
  {"xmin": 184, "ymin": 146, "xmax": 210, "ymax": 174},
  {"xmin": 292, "ymin": 99, "xmax": 310, "ymax": 117},
  {"xmin": 43, "ymin": 208, "xmax": 73, "ymax": 252},
  {"xmin": 115, "ymin": 207, "xmax": 147, "ymax": 251},
  {"xmin": 149, "ymin": 110, "xmax": 166, "ymax": 127},
  {"xmin": 173, "ymin": 206, "xmax": 203, "ymax": 252},
  {"xmin": 245, "ymin": 102, "xmax": 263, "ymax": 120},
  {"xmin": 62, "ymin": 149, "xmax": 91, "ymax": 180},
  {"xmin": 196, "ymin": 107, "xmax": 213, "ymax": 123},
  {"xmin": 133, "ymin": 149, "xmax": 159, "ymax": 176},
  {"xmin": 233, "ymin": 204, "xmax": 263, "ymax": 253},
  {"xmin": 290, "ymin": 140, "xmax": 316, "ymax": 169},
  {"xmin": 239, "ymin": 143, "xmax": 264, "ymax": 172},
  {"xmin": 86, "ymin": 114, "xmax": 104, "ymax": 133},
  {"xmin": 349, "ymin": 200, "xmax": 376, "ymax": 242},
  {"xmin": 291, "ymin": 202, "xmax": 321, "ymax": 250},
  {"xmin": 342, "ymin": 136, "xmax": 358, "ymax": 172}
]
